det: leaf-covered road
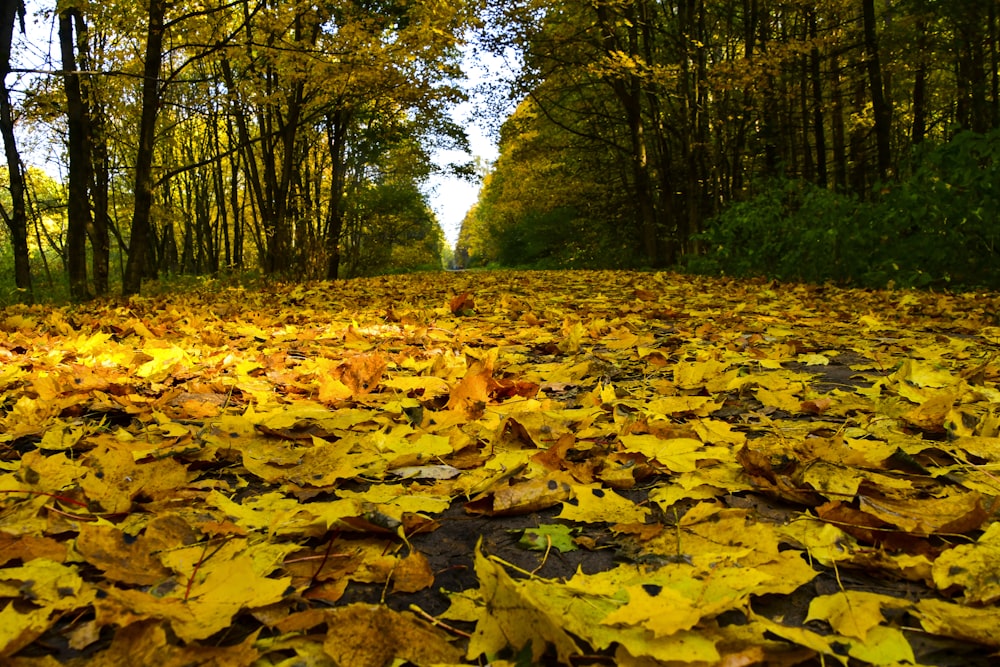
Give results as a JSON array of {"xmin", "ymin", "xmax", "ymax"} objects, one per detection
[{"xmin": 1, "ymin": 270, "xmax": 999, "ymax": 666}]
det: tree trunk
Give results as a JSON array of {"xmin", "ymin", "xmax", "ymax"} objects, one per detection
[
  {"xmin": 991, "ymin": 0, "xmax": 999, "ymax": 128},
  {"xmin": 956, "ymin": 4, "xmax": 989, "ymax": 133},
  {"xmin": 0, "ymin": 0, "xmax": 31, "ymax": 302},
  {"xmin": 862, "ymin": 0, "xmax": 892, "ymax": 182},
  {"xmin": 73, "ymin": 11, "xmax": 109, "ymax": 296},
  {"xmin": 687, "ymin": 0, "xmax": 709, "ymax": 249},
  {"xmin": 59, "ymin": 8, "xmax": 92, "ymax": 301},
  {"xmin": 324, "ymin": 109, "xmax": 349, "ymax": 280},
  {"xmin": 830, "ymin": 53, "xmax": 848, "ymax": 191},
  {"xmin": 808, "ymin": 8, "xmax": 827, "ymax": 187},
  {"xmin": 758, "ymin": 12, "xmax": 779, "ymax": 176},
  {"xmin": 799, "ymin": 56, "xmax": 814, "ymax": 182},
  {"xmin": 641, "ymin": 0, "xmax": 676, "ymax": 254},
  {"xmin": 123, "ymin": 0, "xmax": 166, "ymax": 296},
  {"xmin": 850, "ymin": 74, "xmax": 869, "ymax": 197},
  {"xmin": 593, "ymin": 0, "xmax": 659, "ymax": 266}
]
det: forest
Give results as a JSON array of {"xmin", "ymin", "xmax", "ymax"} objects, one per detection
[
  {"xmin": 0, "ymin": 0, "xmax": 999, "ymax": 304},
  {"xmin": 457, "ymin": 0, "xmax": 1000, "ymax": 289},
  {"xmin": 4, "ymin": 2, "xmax": 1000, "ymax": 663},
  {"xmin": 0, "ymin": 0, "xmax": 471, "ymax": 303}
]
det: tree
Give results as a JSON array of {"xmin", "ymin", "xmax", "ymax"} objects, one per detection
[
  {"xmin": 470, "ymin": 0, "xmax": 1000, "ymax": 280},
  {"xmin": 122, "ymin": 0, "xmax": 165, "ymax": 296},
  {"xmin": 59, "ymin": 7, "xmax": 94, "ymax": 301},
  {"xmin": 862, "ymin": 0, "xmax": 892, "ymax": 182},
  {"xmin": 0, "ymin": 0, "xmax": 31, "ymax": 301}
]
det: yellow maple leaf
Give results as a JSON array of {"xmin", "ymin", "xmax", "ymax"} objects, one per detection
[
  {"xmin": 0, "ymin": 559, "xmax": 95, "ymax": 611},
  {"xmin": 0, "ymin": 603, "xmax": 53, "ymax": 658},
  {"xmin": 558, "ymin": 484, "xmax": 650, "ymax": 524},
  {"xmin": 915, "ymin": 598, "xmax": 1000, "ymax": 647},
  {"xmin": 931, "ymin": 522, "xmax": 1000, "ymax": 603},
  {"xmin": 806, "ymin": 591, "xmax": 910, "ymax": 640},
  {"xmin": 468, "ymin": 547, "xmax": 583, "ymax": 663}
]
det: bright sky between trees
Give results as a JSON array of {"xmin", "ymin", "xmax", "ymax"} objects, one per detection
[
  {"xmin": 427, "ymin": 44, "xmax": 514, "ymax": 249},
  {"xmin": 427, "ymin": 112, "xmax": 497, "ymax": 250}
]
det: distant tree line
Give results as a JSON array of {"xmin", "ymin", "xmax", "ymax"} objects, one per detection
[
  {"xmin": 0, "ymin": 0, "xmax": 471, "ymax": 302},
  {"xmin": 458, "ymin": 0, "xmax": 1000, "ymax": 288}
]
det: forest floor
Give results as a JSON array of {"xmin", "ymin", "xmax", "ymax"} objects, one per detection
[{"xmin": 1, "ymin": 270, "xmax": 1000, "ymax": 666}]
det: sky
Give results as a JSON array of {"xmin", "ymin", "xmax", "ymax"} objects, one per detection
[
  {"xmin": 426, "ymin": 112, "xmax": 498, "ymax": 250},
  {"xmin": 426, "ymin": 45, "xmax": 517, "ymax": 249}
]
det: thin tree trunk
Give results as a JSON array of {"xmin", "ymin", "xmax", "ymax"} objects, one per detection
[
  {"xmin": 123, "ymin": 0, "xmax": 166, "ymax": 295},
  {"xmin": 641, "ymin": 0, "xmax": 676, "ymax": 254},
  {"xmin": 862, "ymin": 0, "xmax": 892, "ymax": 181},
  {"xmin": 966, "ymin": 11, "xmax": 989, "ymax": 133},
  {"xmin": 0, "ymin": 0, "xmax": 31, "ymax": 302},
  {"xmin": 758, "ymin": 13, "xmax": 779, "ymax": 176},
  {"xmin": 808, "ymin": 8, "xmax": 827, "ymax": 187},
  {"xmin": 59, "ymin": 8, "xmax": 92, "ymax": 301},
  {"xmin": 688, "ymin": 0, "xmax": 709, "ymax": 248},
  {"xmin": 909, "ymin": 13, "xmax": 928, "ymax": 143},
  {"xmin": 73, "ymin": 11, "xmax": 109, "ymax": 296},
  {"xmin": 850, "ymin": 74, "xmax": 869, "ymax": 197},
  {"xmin": 595, "ymin": 0, "xmax": 659, "ymax": 266},
  {"xmin": 830, "ymin": 53, "xmax": 848, "ymax": 190},
  {"xmin": 324, "ymin": 109, "xmax": 349, "ymax": 280},
  {"xmin": 991, "ymin": 0, "xmax": 999, "ymax": 128},
  {"xmin": 799, "ymin": 56, "xmax": 814, "ymax": 181}
]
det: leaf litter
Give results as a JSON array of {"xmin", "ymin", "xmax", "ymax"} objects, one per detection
[{"xmin": 0, "ymin": 270, "xmax": 999, "ymax": 666}]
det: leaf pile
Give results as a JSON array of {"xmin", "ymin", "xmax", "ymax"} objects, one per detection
[{"xmin": 1, "ymin": 270, "xmax": 999, "ymax": 666}]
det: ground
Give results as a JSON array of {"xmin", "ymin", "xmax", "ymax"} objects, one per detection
[{"xmin": 1, "ymin": 270, "xmax": 999, "ymax": 666}]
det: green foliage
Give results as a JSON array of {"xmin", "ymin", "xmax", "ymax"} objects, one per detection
[
  {"xmin": 492, "ymin": 207, "xmax": 641, "ymax": 269},
  {"xmin": 342, "ymin": 179, "xmax": 447, "ymax": 277},
  {"xmin": 872, "ymin": 130, "xmax": 1000, "ymax": 288},
  {"xmin": 689, "ymin": 179, "xmax": 866, "ymax": 284},
  {"xmin": 692, "ymin": 131, "xmax": 1000, "ymax": 289},
  {"xmin": 494, "ymin": 207, "xmax": 576, "ymax": 267}
]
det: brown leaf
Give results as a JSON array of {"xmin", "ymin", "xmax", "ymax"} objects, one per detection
[
  {"xmin": 336, "ymin": 353, "xmax": 387, "ymax": 395},
  {"xmin": 0, "ymin": 532, "xmax": 67, "ymax": 567},
  {"xmin": 465, "ymin": 472, "xmax": 575, "ymax": 516},
  {"xmin": 449, "ymin": 292, "xmax": 476, "ymax": 315},
  {"xmin": 322, "ymin": 604, "xmax": 463, "ymax": 667},
  {"xmin": 392, "ymin": 551, "xmax": 435, "ymax": 593}
]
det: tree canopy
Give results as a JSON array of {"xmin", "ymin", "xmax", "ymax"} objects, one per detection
[
  {"xmin": 0, "ymin": 0, "xmax": 476, "ymax": 301},
  {"xmin": 457, "ymin": 0, "xmax": 1000, "ymax": 288}
]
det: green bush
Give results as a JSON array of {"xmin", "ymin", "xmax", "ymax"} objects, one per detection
[
  {"xmin": 692, "ymin": 130, "xmax": 1000, "ymax": 289},
  {"xmin": 690, "ymin": 178, "xmax": 866, "ymax": 284},
  {"xmin": 873, "ymin": 130, "xmax": 1000, "ymax": 288}
]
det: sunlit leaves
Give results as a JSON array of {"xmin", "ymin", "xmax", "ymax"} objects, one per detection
[{"xmin": 1, "ymin": 270, "xmax": 1000, "ymax": 664}]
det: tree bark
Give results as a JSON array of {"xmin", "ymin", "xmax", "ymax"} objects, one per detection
[
  {"xmin": 0, "ymin": 0, "xmax": 31, "ymax": 302},
  {"xmin": 594, "ymin": 0, "xmax": 659, "ymax": 266},
  {"xmin": 808, "ymin": 8, "xmax": 827, "ymax": 187},
  {"xmin": 991, "ymin": 0, "xmax": 999, "ymax": 128},
  {"xmin": 757, "ymin": 12, "xmax": 779, "ymax": 175},
  {"xmin": 324, "ymin": 109, "xmax": 349, "ymax": 280},
  {"xmin": 862, "ymin": 0, "xmax": 892, "ymax": 182},
  {"xmin": 72, "ymin": 11, "xmax": 109, "ymax": 296},
  {"xmin": 830, "ymin": 53, "xmax": 848, "ymax": 191},
  {"xmin": 123, "ymin": 0, "xmax": 166, "ymax": 296},
  {"xmin": 955, "ymin": 3, "xmax": 989, "ymax": 133},
  {"xmin": 59, "ymin": 8, "xmax": 92, "ymax": 301}
]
